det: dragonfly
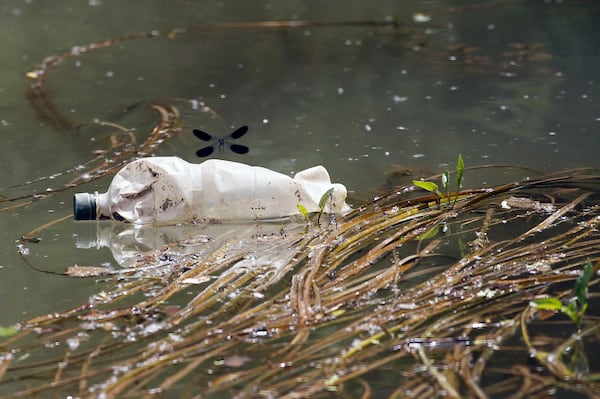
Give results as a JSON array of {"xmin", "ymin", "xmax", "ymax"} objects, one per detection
[{"xmin": 193, "ymin": 125, "xmax": 250, "ymax": 157}]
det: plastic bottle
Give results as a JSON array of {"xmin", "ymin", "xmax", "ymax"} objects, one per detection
[{"xmin": 74, "ymin": 157, "xmax": 350, "ymax": 225}]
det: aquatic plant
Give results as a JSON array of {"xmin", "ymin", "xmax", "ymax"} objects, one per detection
[
  {"xmin": 413, "ymin": 153, "xmax": 464, "ymax": 208},
  {"xmin": 530, "ymin": 262, "xmax": 594, "ymax": 329}
]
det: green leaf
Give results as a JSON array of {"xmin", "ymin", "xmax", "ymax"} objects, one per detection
[
  {"xmin": 0, "ymin": 325, "xmax": 19, "ymax": 338},
  {"xmin": 530, "ymin": 297, "xmax": 564, "ymax": 311},
  {"xmin": 319, "ymin": 188, "xmax": 335, "ymax": 210},
  {"xmin": 531, "ymin": 297, "xmax": 584, "ymax": 326},
  {"xmin": 575, "ymin": 263, "xmax": 593, "ymax": 309},
  {"xmin": 413, "ymin": 180, "xmax": 439, "ymax": 193},
  {"xmin": 456, "ymin": 154, "xmax": 464, "ymax": 189},
  {"xmin": 296, "ymin": 204, "xmax": 309, "ymax": 223},
  {"xmin": 453, "ymin": 154, "xmax": 465, "ymax": 207},
  {"xmin": 316, "ymin": 188, "xmax": 335, "ymax": 225}
]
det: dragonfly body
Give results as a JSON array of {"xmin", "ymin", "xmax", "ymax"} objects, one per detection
[{"xmin": 193, "ymin": 125, "xmax": 249, "ymax": 157}]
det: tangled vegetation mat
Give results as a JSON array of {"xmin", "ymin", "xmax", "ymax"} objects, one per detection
[{"xmin": 1, "ymin": 167, "xmax": 599, "ymax": 398}]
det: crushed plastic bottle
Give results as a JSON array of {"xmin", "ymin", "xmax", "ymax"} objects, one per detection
[{"xmin": 74, "ymin": 157, "xmax": 350, "ymax": 225}]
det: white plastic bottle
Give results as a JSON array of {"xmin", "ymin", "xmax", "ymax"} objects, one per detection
[{"xmin": 74, "ymin": 157, "xmax": 350, "ymax": 225}]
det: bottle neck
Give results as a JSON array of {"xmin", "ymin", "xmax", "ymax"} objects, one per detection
[{"xmin": 96, "ymin": 191, "xmax": 111, "ymax": 220}]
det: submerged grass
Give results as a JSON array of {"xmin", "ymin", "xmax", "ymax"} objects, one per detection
[{"xmin": 2, "ymin": 168, "xmax": 600, "ymax": 398}]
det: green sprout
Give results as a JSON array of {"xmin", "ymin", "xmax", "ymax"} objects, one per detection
[
  {"xmin": 297, "ymin": 188, "xmax": 335, "ymax": 225},
  {"xmin": 454, "ymin": 153, "xmax": 464, "ymax": 206},
  {"xmin": 413, "ymin": 154, "xmax": 464, "ymax": 208},
  {"xmin": 296, "ymin": 204, "xmax": 310, "ymax": 224},
  {"xmin": 317, "ymin": 187, "xmax": 335, "ymax": 225},
  {"xmin": 0, "ymin": 325, "xmax": 19, "ymax": 338},
  {"xmin": 530, "ymin": 262, "xmax": 594, "ymax": 329}
]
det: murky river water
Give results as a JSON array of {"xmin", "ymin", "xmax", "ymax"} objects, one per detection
[{"xmin": 0, "ymin": 0, "xmax": 599, "ymax": 367}]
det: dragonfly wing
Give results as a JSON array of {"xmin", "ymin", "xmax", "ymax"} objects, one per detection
[
  {"xmin": 229, "ymin": 144, "xmax": 249, "ymax": 154},
  {"xmin": 230, "ymin": 125, "xmax": 249, "ymax": 139},
  {"xmin": 193, "ymin": 129, "xmax": 213, "ymax": 141},
  {"xmin": 196, "ymin": 146, "xmax": 215, "ymax": 157}
]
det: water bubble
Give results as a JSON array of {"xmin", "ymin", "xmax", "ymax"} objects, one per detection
[
  {"xmin": 413, "ymin": 13, "xmax": 431, "ymax": 23},
  {"xmin": 17, "ymin": 245, "xmax": 30, "ymax": 255},
  {"xmin": 66, "ymin": 337, "xmax": 80, "ymax": 350}
]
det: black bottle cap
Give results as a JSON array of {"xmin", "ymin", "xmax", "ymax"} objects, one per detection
[{"xmin": 73, "ymin": 193, "xmax": 96, "ymax": 220}]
